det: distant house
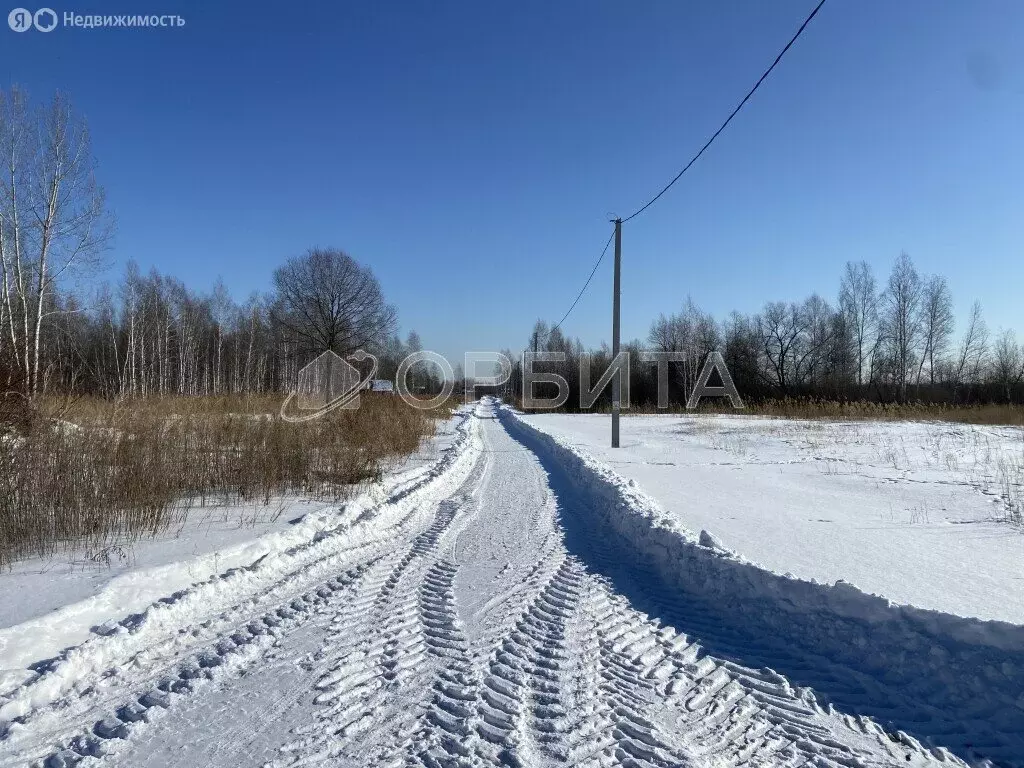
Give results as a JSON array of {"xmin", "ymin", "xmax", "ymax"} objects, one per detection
[{"xmin": 364, "ymin": 379, "xmax": 394, "ymax": 394}]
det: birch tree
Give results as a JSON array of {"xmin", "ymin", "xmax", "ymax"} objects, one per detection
[
  {"xmin": 953, "ymin": 301, "xmax": 989, "ymax": 401},
  {"xmin": 880, "ymin": 252, "xmax": 922, "ymax": 401},
  {"xmin": 916, "ymin": 274, "xmax": 954, "ymax": 386},
  {"xmin": 0, "ymin": 86, "xmax": 112, "ymax": 395},
  {"xmin": 838, "ymin": 261, "xmax": 879, "ymax": 387}
]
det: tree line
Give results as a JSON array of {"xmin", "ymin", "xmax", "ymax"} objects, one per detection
[
  {"xmin": 5, "ymin": 86, "xmax": 1020, "ymax": 408},
  {"xmin": 1, "ymin": 87, "xmax": 433, "ymax": 401},
  {"xmin": 504, "ymin": 252, "xmax": 1023, "ymax": 408},
  {"xmin": 2, "ymin": 252, "xmax": 438, "ymax": 399}
]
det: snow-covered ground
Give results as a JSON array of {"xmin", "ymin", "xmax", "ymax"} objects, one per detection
[
  {"xmin": 518, "ymin": 412, "xmax": 1024, "ymax": 626},
  {"xmin": 0, "ymin": 500, "xmax": 315, "ymax": 678},
  {"xmin": 0, "ymin": 400, "xmax": 1020, "ymax": 767},
  {"xmin": 0, "ymin": 417, "xmax": 462, "ymax": 692}
]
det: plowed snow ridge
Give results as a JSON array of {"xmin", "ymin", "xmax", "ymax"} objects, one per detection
[{"xmin": 0, "ymin": 399, "xmax": 1015, "ymax": 767}]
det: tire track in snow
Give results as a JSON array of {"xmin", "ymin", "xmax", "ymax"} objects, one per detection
[
  {"xmin": 576, "ymin": 521, "xmax": 961, "ymax": 768},
  {"xmin": 264, "ymin": 446, "xmax": 493, "ymax": 768},
  {"xmin": 547, "ymin": 488, "xmax": 940, "ymax": 767},
  {"xmin": 405, "ymin": 559, "xmax": 482, "ymax": 767},
  {"xmin": 268, "ymin": 498, "xmax": 468, "ymax": 767},
  {"xmin": 500, "ymin": 406, "xmax": 963, "ymax": 768},
  {"xmin": 578, "ymin": 586, "xmax": 696, "ymax": 768},
  {"xmin": 29, "ymin": 515, "xmax": 453, "ymax": 768},
  {"xmin": 268, "ymin": 552, "xmax": 415, "ymax": 766},
  {"xmin": 37, "ymin": 560, "xmax": 377, "ymax": 768},
  {"xmin": 475, "ymin": 556, "xmax": 583, "ymax": 766},
  {"xmin": 11, "ymin": 405, "xmax": 974, "ymax": 768},
  {"xmin": 629, "ymin": 583, "xmax": 949, "ymax": 767},
  {"xmin": 1, "ymin": 410, "xmax": 477, "ymax": 737},
  {"xmin": 2, "ymin": 410, "xmax": 482, "ymax": 768}
]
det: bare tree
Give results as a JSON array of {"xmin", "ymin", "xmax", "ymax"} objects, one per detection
[
  {"xmin": 759, "ymin": 301, "xmax": 804, "ymax": 393},
  {"xmin": 0, "ymin": 87, "xmax": 33, "ymax": 391},
  {"xmin": 0, "ymin": 87, "xmax": 112, "ymax": 395},
  {"xmin": 793, "ymin": 294, "xmax": 835, "ymax": 387},
  {"xmin": 991, "ymin": 330, "xmax": 1023, "ymax": 404},
  {"xmin": 403, "ymin": 330, "xmax": 423, "ymax": 390},
  {"xmin": 529, "ymin": 319, "xmax": 549, "ymax": 355},
  {"xmin": 953, "ymin": 300, "xmax": 989, "ymax": 401},
  {"xmin": 270, "ymin": 247, "xmax": 397, "ymax": 362},
  {"xmin": 879, "ymin": 252, "xmax": 922, "ymax": 401},
  {"xmin": 646, "ymin": 300, "xmax": 721, "ymax": 399},
  {"xmin": 916, "ymin": 274, "xmax": 954, "ymax": 386},
  {"xmin": 648, "ymin": 313, "xmax": 683, "ymax": 353},
  {"xmin": 838, "ymin": 261, "xmax": 879, "ymax": 387},
  {"xmin": 693, "ymin": 307, "xmax": 722, "ymax": 360}
]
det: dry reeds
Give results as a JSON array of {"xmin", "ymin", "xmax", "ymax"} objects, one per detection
[
  {"xmin": 614, "ymin": 398, "xmax": 1024, "ymax": 426},
  {"xmin": 0, "ymin": 394, "xmax": 437, "ymax": 567}
]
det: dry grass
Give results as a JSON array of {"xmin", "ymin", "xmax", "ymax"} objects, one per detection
[
  {"xmin": 995, "ymin": 436, "xmax": 1024, "ymax": 526},
  {"xmin": 740, "ymin": 400, "xmax": 1024, "ymax": 425},
  {"xmin": 0, "ymin": 394, "xmax": 440, "ymax": 568},
  {"xmin": 618, "ymin": 398, "xmax": 1024, "ymax": 426}
]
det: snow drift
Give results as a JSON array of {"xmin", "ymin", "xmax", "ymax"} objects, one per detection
[
  {"xmin": 501, "ymin": 405, "xmax": 1024, "ymax": 765},
  {"xmin": 0, "ymin": 409, "xmax": 481, "ymax": 738}
]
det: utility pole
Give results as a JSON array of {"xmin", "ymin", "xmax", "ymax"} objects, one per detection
[{"xmin": 611, "ymin": 218, "xmax": 622, "ymax": 448}]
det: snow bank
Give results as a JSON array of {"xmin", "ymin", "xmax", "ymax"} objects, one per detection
[
  {"xmin": 501, "ymin": 406, "xmax": 1024, "ymax": 762},
  {"xmin": 0, "ymin": 409, "xmax": 481, "ymax": 732},
  {"xmin": 517, "ymin": 413, "xmax": 1024, "ymax": 624},
  {"xmin": 1, "ymin": 413, "xmax": 466, "ymax": 635}
]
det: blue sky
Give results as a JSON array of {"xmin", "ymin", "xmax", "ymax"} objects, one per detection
[{"xmin": 3, "ymin": 0, "xmax": 1022, "ymax": 363}]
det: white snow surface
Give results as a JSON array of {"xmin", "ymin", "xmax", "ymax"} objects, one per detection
[
  {"xmin": 0, "ymin": 417, "xmax": 462, "ymax": 681},
  {"xmin": 518, "ymin": 411, "xmax": 1024, "ymax": 626},
  {"xmin": 0, "ymin": 400, "xmax": 1019, "ymax": 767}
]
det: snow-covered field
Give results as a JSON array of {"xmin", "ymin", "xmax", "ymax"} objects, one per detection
[
  {"xmin": 0, "ymin": 400, "xmax": 1021, "ymax": 767},
  {"xmin": 519, "ymin": 412, "xmax": 1024, "ymax": 625}
]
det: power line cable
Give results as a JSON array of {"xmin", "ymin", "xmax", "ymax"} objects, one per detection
[
  {"xmin": 535, "ymin": 226, "xmax": 615, "ymax": 343},
  {"xmin": 532, "ymin": 1, "xmax": 826, "ymax": 349},
  {"xmin": 622, "ymin": 0, "xmax": 828, "ymax": 223}
]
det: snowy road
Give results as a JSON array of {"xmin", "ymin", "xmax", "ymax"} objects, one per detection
[{"xmin": 0, "ymin": 400, "xmax": 1007, "ymax": 767}]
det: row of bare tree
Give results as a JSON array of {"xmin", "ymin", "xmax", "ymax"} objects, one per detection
[
  {"xmin": 509, "ymin": 253, "xmax": 1023, "ymax": 408},
  {"xmin": 732, "ymin": 252, "xmax": 1021, "ymax": 403},
  {"xmin": 24, "ymin": 253, "xmax": 427, "ymax": 399},
  {"xmin": 1, "ymin": 87, "xmax": 430, "ymax": 400}
]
